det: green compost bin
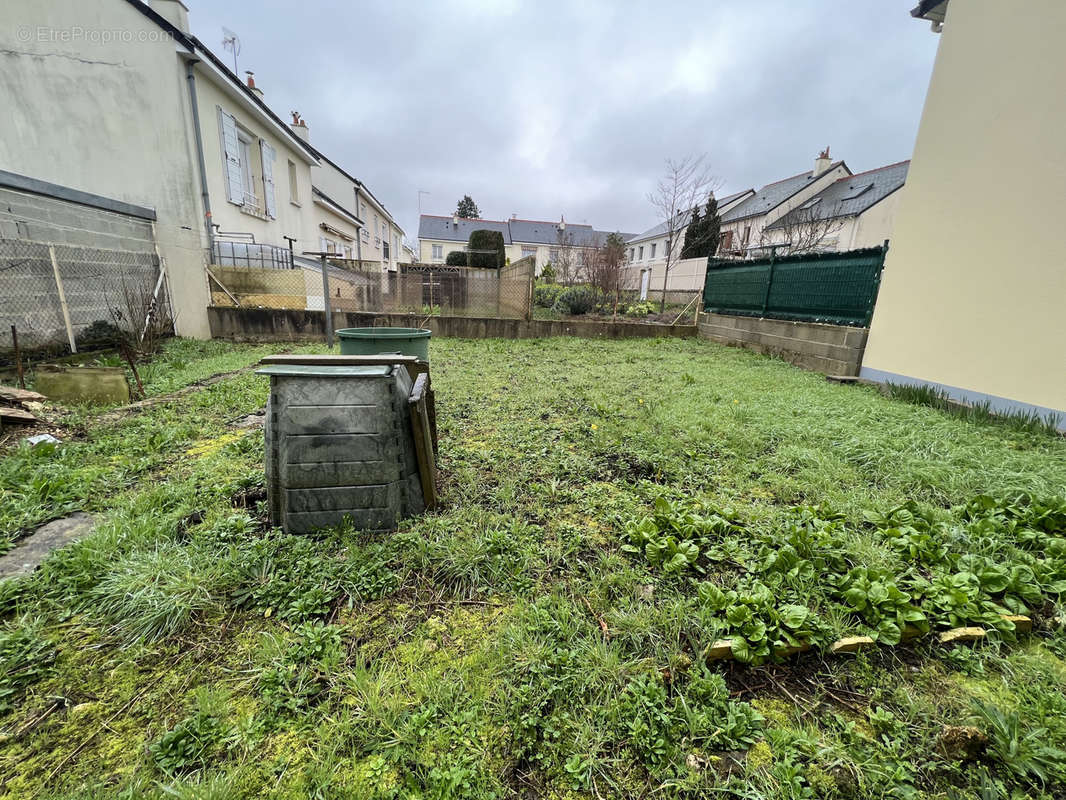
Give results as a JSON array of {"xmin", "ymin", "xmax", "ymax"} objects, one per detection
[{"xmin": 336, "ymin": 327, "xmax": 432, "ymax": 362}]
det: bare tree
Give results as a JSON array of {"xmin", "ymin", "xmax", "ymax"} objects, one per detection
[
  {"xmin": 552, "ymin": 226, "xmax": 578, "ymax": 284},
  {"xmin": 648, "ymin": 155, "xmax": 718, "ymax": 312},
  {"xmin": 761, "ymin": 202, "xmax": 847, "ymax": 255},
  {"xmin": 582, "ymin": 232, "xmax": 627, "ymax": 314}
]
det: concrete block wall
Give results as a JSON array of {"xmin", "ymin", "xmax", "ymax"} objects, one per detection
[
  {"xmin": 697, "ymin": 311, "xmax": 869, "ymax": 376},
  {"xmin": 207, "ymin": 306, "xmax": 697, "ymax": 343},
  {"xmin": 0, "ymin": 186, "xmax": 155, "ymax": 251}
]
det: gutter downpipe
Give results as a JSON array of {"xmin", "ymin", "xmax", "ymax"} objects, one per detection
[{"xmin": 184, "ymin": 59, "xmax": 216, "ymax": 258}]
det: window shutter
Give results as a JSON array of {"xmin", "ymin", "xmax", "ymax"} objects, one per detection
[
  {"xmin": 260, "ymin": 140, "xmax": 277, "ymax": 219},
  {"xmin": 218, "ymin": 107, "xmax": 244, "ymax": 205}
]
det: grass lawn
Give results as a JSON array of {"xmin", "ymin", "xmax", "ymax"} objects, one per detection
[{"xmin": 1, "ymin": 335, "xmax": 1065, "ymax": 799}]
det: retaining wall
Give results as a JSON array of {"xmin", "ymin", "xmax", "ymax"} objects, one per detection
[
  {"xmin": 208, "ymin": 306, "xmax": 696, "ymax": 342},
  {"xmin": 697, "ymin": 311, "xmax": 868, "ymax": 376}
]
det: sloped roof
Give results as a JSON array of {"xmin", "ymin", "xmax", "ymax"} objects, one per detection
[
  {"xmin": 721, "ymin": 162, "xmax": 849, "ymax": 223},
  {"xmin": 418, "ymin": 215, "xmax": 631, "ymax": 247},
  {"xmin": 510, "ymin": 219, "xmax": 591, "ymax": 245},
  {"xmin": 765, "ymin": 160, "xmax": 909, "ymax": 230},
  {"xmin": 625, "ymin": 189, "xmax": 756, "ymax": 244},
  {"xmin": 418, "ymin": 215, "xmax": 512, "ymax": 244}
]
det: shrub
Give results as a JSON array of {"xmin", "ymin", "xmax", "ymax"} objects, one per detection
[
  {"xmin": 533, "ymin": 283, "xmax": 565, "ymax": 309},
  {"xmin": 445, "ymin": 250, "xmax": 468, "ymax": 267},
  {"xmin": 552, "ymin": 285, "xmax": 602, "ymax": 316},
  {"xmin": 468, "ymin": 229, "xmax": 506, "ymax": 269},
  {"xmin": 539, "ymin": 262, "xmax": 557, "ymax": 283},
  {"xmin": 623, "ymin": 301, "xmax": 656, "ymax": 317}
]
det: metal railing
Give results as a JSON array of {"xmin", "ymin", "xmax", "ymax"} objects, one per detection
[
  {"xmin": 703, "ymin": 242, "xmax": 888, "ymax": 327},
  {"xmin": 211, "ymin": 240, "xmax": 293, "ymax": 270}
]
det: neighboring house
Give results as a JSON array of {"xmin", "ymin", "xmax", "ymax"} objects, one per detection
[
  {"xmin": 717, "ymin": 152, "xmax": 851, "ymax": 256},
  {"xmin": 761, "ymin": 160, "xmax": 909, "ymax": 253},
  {"xmin": 0, "ymin": 0, "xmax": 402, "ymax": 337},
  {"xmin": 620, "ymin": 189, "xmax": 754, "ymax": 298},
  {"xmin": 418, "ymin": 214, "xmax": 630, "ymax": 275},
  {"xmin": 291, "ymin": 117, "xmax": 406, "ymax": 271},
  {"xmin": 419, "ymin": 215, "xmax": 511, "ymax": 265},
  {"xmin": 861, "ymin": 0, "xmax": 1065, "ymax": 428}
]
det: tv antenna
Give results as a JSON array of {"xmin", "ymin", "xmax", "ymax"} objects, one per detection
[{"xmin": 222, "ymin": 27, "xmax": 241, "ymax": 74}]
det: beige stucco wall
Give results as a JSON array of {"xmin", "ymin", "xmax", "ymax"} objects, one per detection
[
  {"xmin": 0, "ymin": 0, "xmax": 212, "ymax": 336},
  {"xmin": 861, "ymin": 0, "xmax": 1066, "ymax": 419},
  {"xmin": 195, "ymin": 76, "xmax": 316, "ymax": 256}
]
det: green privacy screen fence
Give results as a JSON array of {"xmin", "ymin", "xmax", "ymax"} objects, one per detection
[{"xmin": 703, "ymin": 242, "xmax": 888, "ymax": 327}]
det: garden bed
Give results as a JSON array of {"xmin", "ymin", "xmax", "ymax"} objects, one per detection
[{"xmin": 0, "ymin": 336, "xmax": 1064, "ymax": 798}]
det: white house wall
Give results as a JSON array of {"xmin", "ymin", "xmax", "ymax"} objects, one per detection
[{"xmin": 0, "ymin": 0, "xmax": 211, "ymax": 337}]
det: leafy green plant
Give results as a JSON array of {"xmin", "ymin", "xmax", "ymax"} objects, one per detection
[
  {"xmin": 150, "ymin": 711, "xmax": 226, "ymax": 775},
  {"xmin": 533, "ymin": 282, "xmax": 565, "ymax": 308},
  {"xmin": 834, "ymin": 567, "xmax": 928, "ymax": 644},
  {"xmin": 972, "ymin": 700, "xmax": 1066, "ymax": 788},
  {"xmin": 622, "ymin": 497, "xmax": 741, "ymax": 575},
  {"xmin": 698, "ymin": 580, "xmax": 826, "ymax": 663}
]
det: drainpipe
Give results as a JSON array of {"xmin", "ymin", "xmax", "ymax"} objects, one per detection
[
  {"xmin": 354, "ymin": 185, "xmax": 364, "ymax": 265},
  {"xmin": 184, "ymin": 59, "xmax": 216, "ymax": 258}
]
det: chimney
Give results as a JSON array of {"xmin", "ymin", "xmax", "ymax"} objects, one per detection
[
  {"xmin": 151, "ymin": 0, "xmax": 190, "ymax": 33},
  {"xmin": 290, "ymin": 111, "xmax": 309, "ymax": 142},
  {"xmin": 245, "ymin": 71, "xmax": 263, "ymax": 99},
  {"xmin": 814, "ymin": 146, "xmax": 832, "ymax": 176},
  {"xmin": 452, "ymin": 214, "xmax": 459, "ymax": 226}
]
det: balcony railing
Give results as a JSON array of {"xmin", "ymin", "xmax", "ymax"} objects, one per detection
[{"xmin": 212, "ymin": 240, "xmax": 293, "ymax": 270}]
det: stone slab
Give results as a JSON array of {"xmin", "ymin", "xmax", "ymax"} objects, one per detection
[
  {"xmin": 34, "ymin": 366, "xmax": 130, "ymax": 405},
  {"xmin": 0, "ymin": 512, "xmax": 94, "ymax": 578},
  {"xmin": 939, "ymin": 627, "xmax": 986, "ymax": 645},
  {"xmin": 830, "ymin": 635, "xmax": 876, "ymax": 654}
]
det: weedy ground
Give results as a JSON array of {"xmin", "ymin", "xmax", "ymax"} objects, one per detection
[{"xmin": 0, "ymin": 336, "xmax": 1065, "ymax": 799}]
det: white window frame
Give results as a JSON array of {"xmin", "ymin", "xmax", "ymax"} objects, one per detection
[
  {"xmin": 431, "ymin": 243, "xmax": 443, "ymax": 261},
  {"xmin": 650, "ymin": 243, "xmax": 657, "ymax": 259},
  {"xmin": 288, "ymin": 160, "xmax": 299, "ymax": 205}
]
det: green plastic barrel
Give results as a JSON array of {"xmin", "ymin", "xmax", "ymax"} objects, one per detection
[{"xmin": 336, "ymin": 327, "xmax": 432, "ymax": 362}]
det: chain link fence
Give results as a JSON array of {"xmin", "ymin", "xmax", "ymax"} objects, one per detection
[
  {"xmin": 208, "ymin": 255, "xmax": 535, "ymax": 319},
  {"xmin": 0, "ymin": 238, "xmax": 172, "ymax": 363}
]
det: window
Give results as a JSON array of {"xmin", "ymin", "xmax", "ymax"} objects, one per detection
[
  {"xmin": 549, "ymin": 248, "xmax": 560, "ymax": 261},
  {"xmin": 650, "ymin": 243, "xmax": 657, "ymax": 259},
  {"xmin": 432, "ymin": 244, "xmax": 443, "ymax": 260},
  {"xmin": 719, "ymin": 230, "xmax": 734, "ymax": 252},
  {"xmin": 237, "ymin": 131, "xmax": 255, "ymax": 200},
  {"xmin": 383, "ymin": 240, "xmax": 390, "ymax": 260},
  {"xmin": 742, "ymin": 226, "xmax": 751, "ymax": 245},
  {"xmin": 638, "ymin": 245, "xmax": 644, "ymax": 260},
  {"xmin": 521, "ymin": 246, "xmax": 536, "ymax": 258},
  {"xmin": 361, "ymin": 228, "xmax": 369, "ymax": 243},
  {"xmin": 344, "ymin": 245, "xmax": 352, "ymax": 259},
  {"xmin": 841, "ymin": 182, "xmax": 873, "ymax": 201},
  {"xmin": 288, "ymin": 160, "xmax": 299, "ymax": 204}
]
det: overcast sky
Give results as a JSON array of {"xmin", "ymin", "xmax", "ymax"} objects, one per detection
[{"xmin": 190, "ymin": 1, "xmax": 940, "ymax": 240}]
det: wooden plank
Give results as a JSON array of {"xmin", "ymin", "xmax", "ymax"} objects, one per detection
[
  {"xmin": 408, "ymin": 373, "xmax": 437, "ymax": 510},
  {"xmin": 0, "ymin": 407, "xmax": 38, "ymax": 424},
  {"xmin": 0, "ymin": 386, "xmax": 46, "ymax": 403}
]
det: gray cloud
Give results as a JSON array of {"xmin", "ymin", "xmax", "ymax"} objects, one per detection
[{"xmin": 190, "ymin": 0, "xmax": 938, "ymax": 238}]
